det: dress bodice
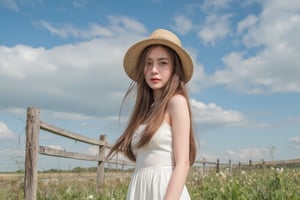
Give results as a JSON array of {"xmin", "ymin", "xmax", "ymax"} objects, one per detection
[{"xmin": 131, "ymin": 121, "xmax": 174, "ymax": 169}]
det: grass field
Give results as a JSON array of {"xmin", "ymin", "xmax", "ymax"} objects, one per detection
[{"xmin": 1, "ymin": 167, "xmax": 299, "ymax": 200}]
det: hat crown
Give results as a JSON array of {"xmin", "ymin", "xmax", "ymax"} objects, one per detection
[
  {"xmin": 123, "ymin": 28, "xmax": 193, "ymax": 83},
  {"xmin": 150, "ymin": 29, "xmax": 182, "ymax": 47}
]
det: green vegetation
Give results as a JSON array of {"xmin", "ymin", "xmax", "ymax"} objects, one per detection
[
  {"xmin": 0, "ymin": 167, "xmax": 299, "ymax": 199},
  {"xmin": 188, "ymin": 167, "xmax": 300, "ymax": 200}
]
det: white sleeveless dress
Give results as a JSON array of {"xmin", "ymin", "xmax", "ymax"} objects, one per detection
[{"xmin": 126, "ymin": 121, "xmax": 191, "ymax": 200}]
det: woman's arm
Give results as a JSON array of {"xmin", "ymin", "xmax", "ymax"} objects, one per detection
[{"xmin": 164, "ymin": 94, "xmax": 191, "ymax": 200}]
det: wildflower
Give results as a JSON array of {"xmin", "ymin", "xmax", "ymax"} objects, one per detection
[
  {"xmin": 66, "ymin": 186, "xmax": 72, "ymax": 194},
  {"xmin": 217, "ymin": 171, "xmax": 226, "ymax": 179},
  {"xmin": 276, "ymin": 167, "xmax": 284, "ymax": 173},
  {"xmin": 88, "ymin": 195, "xmax": 94, "ymax": 200}
]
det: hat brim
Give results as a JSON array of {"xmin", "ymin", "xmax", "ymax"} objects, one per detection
[{"xmin": 123, "ymin": 38, "xmax": 194, "ymax": 83}]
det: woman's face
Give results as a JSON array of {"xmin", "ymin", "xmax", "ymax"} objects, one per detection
[{"xmin": 143, "ymin": 46, "xmax": 173, "ymax": 94}]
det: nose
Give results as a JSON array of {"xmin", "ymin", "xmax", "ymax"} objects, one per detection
[{"xmin": 150, "ymin": 63, "xmax": 158, "ymax": 74}]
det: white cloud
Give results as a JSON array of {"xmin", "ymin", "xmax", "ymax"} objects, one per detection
[
  {"xmin": 198, "ymin": 13, "xmax": 232, "ymax": 45},
  {"xmin": 0, "ymin": 45, "xmax": 51, "ymax": 80},
  {"xmin": 191, "ymin": 98, "xmax": 245, "ymax": 125},
  {"xmin": 0, "ymin": 122, "xmax": 16, "ymax": 140},
  {"xmin": 197, "ymin": 152, "xmax": 218, "ymax": 162},
  {"xmin": 237, "ymin": 14, "xmax": 258, "ymax": 34},
  {"xmin": 107, "ymin": 15, "xmax": 147, "ymax": 35},
  {"xmin": 187, "ymin": 52, "xmax": 206, "ymax": 92},
  {"xmin": 195, "ymin": 0, "xmax": 233, "ymax": 45},
  {"xmin": 73, "ymin": 0, "xmax": 88, "ymax": 8},
  {"xmin": 226, "ymin": 147, "xmax": 268, "ymax": 162},
  {"xmin": 36, "ymin": 20, "xmax": 112, "ymax": 39},
  {"xmin": 208, "ymin": 0, "xmax": 300, "ymax": 93},
  {"xmin": 290, "ymin": 136, "xmax": 300, "ymax": 143},
  {"xmin": 46, "ymin": 110, "xmax": 94, "ymax": 121},
  {"xmin": 3, "ymin": 107, "xmax": 25, "ymax": 115},
  {"xmin": 0, "ymin": 16, "xmax": 149, "ymax": 119},
  {"xmin": 190, "ymin": 98, "xmax": 248, "ymax": 132},
  {"xmin": 36, "ymin": 16, "xmax": 147, "ymax": 40},
  {"xmin": 242, "ymin": 2, "xmax": 300, "ymax": 49},
  {"xmin": 172, "ymin": 15, "xmax": 193, "ymax": 35},
  {"xmin": 0, "ymin": 0, "xmax": 19, "ymax": 11},
  {"xmin": 290, "ymin": 136, "xmax": 300, "ymax": 151},
  {"xmin": 201, "ymin": 0, "xmax": 231, "ymax": 12}
]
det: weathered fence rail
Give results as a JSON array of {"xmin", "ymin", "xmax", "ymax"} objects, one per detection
[
  {"xmin": 24, "ymin": 107, "xmax": 131, "ymax": 200},
  {"xmin": 24, "ymin": 107, "xmax": 300, "ymax": 200},
  {"xmin": 198, "ymin": 158, "xmax": 300, "ymax": 175}
]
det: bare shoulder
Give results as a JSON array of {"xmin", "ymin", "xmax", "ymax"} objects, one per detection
[
  {"xmin": 167, "ymin": 94, "xmax": 189, "ymax": 115},
  {"xmin": 168, "ymin": 94, "xmax": 188, "ymax": 107},
  {"xmin": 167, "ymin": 94, "xmax": 190, "ymax": 128}
]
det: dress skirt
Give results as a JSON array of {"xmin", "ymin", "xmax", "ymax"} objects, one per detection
[{"xmin": 126, "ymin": 165, "xmax": 191, "ymax": 200}]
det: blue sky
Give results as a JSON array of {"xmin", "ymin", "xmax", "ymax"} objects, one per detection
[{"xmin": 0, "ymin": 0, "xmax": 300, "ymax": 172}]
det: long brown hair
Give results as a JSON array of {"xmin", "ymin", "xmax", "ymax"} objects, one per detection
[{"xmin": 107, "ymin": 45, "xmax": 197, "ymax": 165}]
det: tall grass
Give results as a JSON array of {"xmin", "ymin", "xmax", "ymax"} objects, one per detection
[
  {"xmin": 1, "ymin": 167, "xmax": 299, "ymax": 200},
  {"xmin": 188, "ymin": 167, "xmax": 300, "ymax": 200}
]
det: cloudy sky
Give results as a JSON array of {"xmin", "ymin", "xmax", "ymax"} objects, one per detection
[{"xmin": 0, "ymin": 0, "xmax": 299, "ymax": 171}]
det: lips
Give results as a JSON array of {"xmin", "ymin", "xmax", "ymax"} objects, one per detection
[{"xmin": 150, "ymin": 78, "xmax": 160, "ymax": 83}]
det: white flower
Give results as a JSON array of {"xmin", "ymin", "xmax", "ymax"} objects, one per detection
[
  {"xmin": 276, "ymin": 167, "xmax": 284, "ymax": 173},
  {"xmin": 217, "ymin": 171, "xmax": 226, "ymax": 179}
]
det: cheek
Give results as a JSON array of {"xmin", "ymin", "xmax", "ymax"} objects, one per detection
[
  {"xmin": 167, "ymin": 72, "xmax": 172, "ymax": 80},
  {"xmin": 164, "ymin": 68, "xmax": 173, "ymax": 78},
  {"xmin": 143, "ymin": 67, "xmax": 148, "ymax": 76}
]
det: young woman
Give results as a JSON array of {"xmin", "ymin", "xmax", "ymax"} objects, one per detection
[{"xmin": 108, "ymin": 29, "xmax": 197, "ymax": 200}]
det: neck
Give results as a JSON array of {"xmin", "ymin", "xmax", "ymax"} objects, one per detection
[{"xmin": 152, "ymin": 89, "xmax": 162, "ymax": 103}]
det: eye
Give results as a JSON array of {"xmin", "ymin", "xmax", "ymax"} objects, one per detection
[
  {"xmin": 144, "ymin": 60, "xmax": 153, "ymax": 70},
  {"xmin": 159, "ymin": 59, "xmax": 168, "ymax": 66},
  {"xmin": 145, "ymin": 60, "xmax": 152, "ymax": 66}
]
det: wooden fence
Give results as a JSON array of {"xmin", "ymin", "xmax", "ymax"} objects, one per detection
[
  {"xmin": 194, "ymin": 157, "xmax": 300, "ymax": 175},
  {"xmin": 24, "ymin": 107, "xmax": 132, "ymax": 200},
  {"xmin": 24, "ymin": 107, "xmax": 300, "ymax": 200}
]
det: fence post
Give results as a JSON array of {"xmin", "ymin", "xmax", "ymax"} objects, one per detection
[
  {"xmin": 228, "ymin": 159, "xmax": 232, "ymax": 174},
  {"xmin": 97, "ymin": 134, "xmax": 106, "ymax": 191},
  {"xmin": 24, "ymin": 107, "xmax": 40, "ymax": 200},
  {"xmin": 116, "ymin": 152, "xmax": 118, "ymax": 170},
  {"xmin": 202, "ymin": 159, "xmax": 206, "ymax": 175},
  {"xmin": 216, "ymin": 159, "xmax": 220, "ymax": 173}
]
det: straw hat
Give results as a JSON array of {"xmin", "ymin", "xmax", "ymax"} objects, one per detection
[{"xmin": 123, "ymin": 29, "xmax": 194, "ymax": 83}]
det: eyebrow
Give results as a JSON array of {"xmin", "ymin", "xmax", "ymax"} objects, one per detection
[
  {"xmin": 158, "ymin": 57, "xmax": 169, "ymax": 61},
  {"xmin": 146, "ymin": 57, "xmax": 169, "ymax": 61}
]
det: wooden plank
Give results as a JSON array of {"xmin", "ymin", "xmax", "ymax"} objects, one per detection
[
  {"xmin": 285, "ymin": 158, "xmax": 300, "ymax": 164},
  {"xmin": 106, "ymin": 159, "xmax": 135, "ymax": 166},
  {"xmin": 194, "ymin": 160, "xmax": 217, "ymax": 165},
  {"xmin": 40, "ymin": 121, "xmax": 105, "ymax": 146},
  {"xmin": 39, "ymin": 146, "xmax": 104, "ymax": 162},
  {"xmin": 264, "ymin": 158, "xmax": 300, "ymax": 166},
  {"xmin": 233, "ymin": 158, "xmax": 300, "ymax": 167}
]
